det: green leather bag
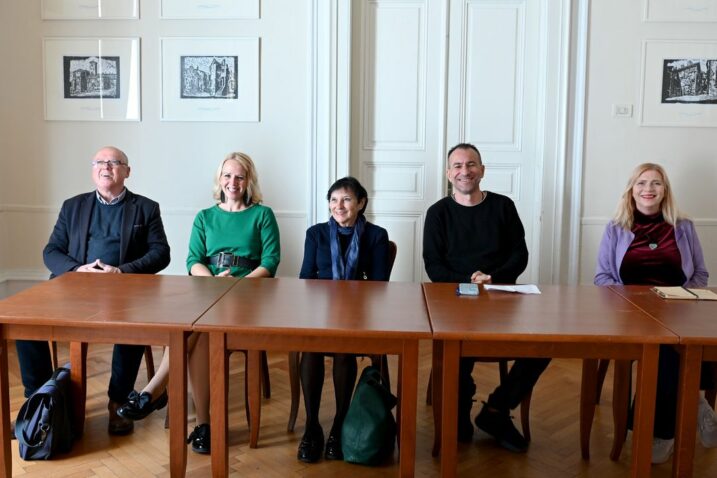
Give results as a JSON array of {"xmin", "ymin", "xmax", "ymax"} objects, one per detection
[{"xmin": 341, "ymin": 365, "xmax": 397, "ymax": 465}]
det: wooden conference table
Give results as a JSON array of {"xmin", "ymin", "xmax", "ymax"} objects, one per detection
[
  {"xmin": 424, "ymin": 283, "xmax": 679, "ymax": 478},
  {"xmin": 610, "ymin": 285, "xmax": 717, "ymax": 478},
  {"xmin": 0, "ymin": 272, "xmax": 239, "ymax": 478},
  {"xmin": 194, "ymin": 277, "xmax": 432, "ymax": 478}
]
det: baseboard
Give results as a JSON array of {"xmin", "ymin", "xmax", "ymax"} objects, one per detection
[{"xmin": 0, "ymin": 269, "xmax": 50, "ymax": 283}]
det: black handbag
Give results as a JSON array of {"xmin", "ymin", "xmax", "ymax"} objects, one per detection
[
  {"xmin": 341, "ymin": 365, "xmax": 397, "ymax": 465},
  {"xmin": 15, "ymin": 364, "xmax": 75, "ymax": 460}
]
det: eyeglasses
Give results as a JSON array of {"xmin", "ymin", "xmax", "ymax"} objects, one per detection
[{"xmin": 92, "ymin": 159, "xmax": 126, "ymax": 168}]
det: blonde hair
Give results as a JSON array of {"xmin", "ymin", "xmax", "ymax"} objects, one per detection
[
  {"xmin": 212, "ymin": 152, "xmax": 263, "ymax": 206},
  {"xmin": 613, "ymin": 162, "xmax": 680, "ymax": 230}
]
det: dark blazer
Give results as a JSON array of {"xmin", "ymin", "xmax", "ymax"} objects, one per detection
[
  {"xmin": 299, "ymin": 220, "xmax": 390, "ymax": 281},
  {"xmin": 43, "ymin": 189, "xmax": 171, "ymax": 278}
]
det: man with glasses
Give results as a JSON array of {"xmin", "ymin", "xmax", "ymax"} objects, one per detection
[{"xmin": 15, "ymin": 146, "xmax": 171, "ymax": 435}]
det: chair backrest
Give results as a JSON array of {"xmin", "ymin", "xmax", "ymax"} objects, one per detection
[{"xmin": 387, "ymin": 240, "xmax": 398, "ymax": 279}]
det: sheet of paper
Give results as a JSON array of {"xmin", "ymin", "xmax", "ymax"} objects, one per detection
[{"xmin": 483, "ymin": 284, "xmax": 541, "ymax": 295}]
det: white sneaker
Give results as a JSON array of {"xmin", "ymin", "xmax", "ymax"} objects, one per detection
[
  {"xmin": 698, "ymin": 396, "xmax": 717, "ymax": 448},
  {"xmin": 652, "ymin": 437, "xmax": 674, "ymax": 464}
]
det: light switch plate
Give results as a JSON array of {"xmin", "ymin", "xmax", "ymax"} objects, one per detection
[{"xmin": 612, "ymin": 104, "xmax": 633, "ymax": 118}]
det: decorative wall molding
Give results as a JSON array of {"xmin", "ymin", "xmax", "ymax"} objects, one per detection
[
  {"xmin": 361, "ymin": 0, "xmax": 427, "ymax": 151},
  {"xmin": 459, "ymin": 0, "xmax": 525, "ymax": 151},
  {"xmin": 360, "ymin": 162, "xmax": 425, "ymax": 199}
]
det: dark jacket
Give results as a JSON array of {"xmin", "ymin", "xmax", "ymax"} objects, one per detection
[
  {"xmin": 299, "ymin": 220, "xmax": 390, "ymax": 281},
  {"xmin": 43, "ymin": 189, "xmax": 171, "ymax": 278}
]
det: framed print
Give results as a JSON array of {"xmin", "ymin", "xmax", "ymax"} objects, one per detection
[
  {"xmin": 41, "ymin": 0, "xmax": 139, "ymax": 20},
  {"xmin": 160, "ymin": 0, "xmax": 259, "ymax": 19},
  {"xmin": 639, "ymin": 40, "xmax": 717, "ymax": 127},
  {"xmin": 43, "ymin": 37, "xmax": 141, "ymax": 121},
  {"xmin": 644, "ymin": 0, "xmax": 717, "ymax": 22},
  {"xmin": 160, "ymin": 37, "xmax": 259, "ymax": 122}
]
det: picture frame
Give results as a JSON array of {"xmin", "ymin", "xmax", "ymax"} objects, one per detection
[
  {"xmin": 159, "ymin": 0, "xmax": 259, "ymax": 19},
  {"xmin": 639, "ymin": 40, "xmax": 717, "ymax": 127},
  {"xmin": 160, "ymin": 37, "xmax": 260, "ymax": 122},
  {"xmin": 41, "ymin": 0, "xmax": 139, "ymax": 20},
  {"xmin": 643, "ymin": 0, "xmax": 717, "ymax": 22},
  {"xmin": 43, "ymin": 37, "xmax": 141, "ymax": 121}
]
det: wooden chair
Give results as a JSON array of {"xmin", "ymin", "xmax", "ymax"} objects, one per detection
[
  {"xmin": 581, "ymin": 358, "xmax": 717, "ymax": 461},
  {"xmin": 286, "ymin": 240, "xmax": 398, "ymax": 432}
]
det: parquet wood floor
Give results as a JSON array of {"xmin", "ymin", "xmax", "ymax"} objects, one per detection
[{"xmin": 3, "ymin": 282, "xmax": 717, "ymax": 477}]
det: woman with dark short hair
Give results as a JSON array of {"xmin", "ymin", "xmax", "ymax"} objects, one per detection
[{"xmin": 297, "ymin": 176, "xmax": 390, "ymax": 463}]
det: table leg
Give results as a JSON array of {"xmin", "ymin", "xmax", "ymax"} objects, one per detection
[
  {"xmin": 440, "ymin": 340, "xmax": 460, "ymax": 478},
  {"xmin": 673, "ymin": 345, "xmax": 702, "ymax": 478},
  {"xmin": 631, "ymin": 344, "xmax": 659, "ymax": 478},
  {"xmin": 69, "ymin": 342, "xmax": 87, "ymax": 436},
  {"xmin": 580, "ymin": 359, "xmax": 599, "ymax": 460},
  {"xmin": 432, "ymin": 339, "xmax": 444, "ymax": 457},
  {"xmin": 0, "ymin": 338, "xmax": 11, "ymax": 478},
  {"xmin": 396, "ymin": 353, "xmax": 403, "ymax": 447},
  {"xmin": 398, "ymin": 340, "xmax": 418, "ymax": 478},
  {"xmin": 168, "ymin": 332, "xmax": 188, "ymax": 478},
  {"xmin": 248, "ymin": 349, "xmax": 262, "ymax": 448},
  {"xmin": 210, "ymin": 332, "xmax": 229, "ymax": 477},
  {"xmin": 610, "ymin": 359, "xmax": 631, "ymax": 461}
]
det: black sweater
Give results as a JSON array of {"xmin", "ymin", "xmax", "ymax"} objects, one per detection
[{"xmin": 422, "ymin": 193, "xmax": 528, "ymax": 284}]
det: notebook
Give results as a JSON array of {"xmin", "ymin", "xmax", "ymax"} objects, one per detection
[{"xmin": 651, "ymin": 286, "xmax": 717, "ymax": 301}]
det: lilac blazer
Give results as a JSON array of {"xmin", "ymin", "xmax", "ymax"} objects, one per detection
[{"xmin": 594, "ymin": 219, "xmax": 708, "ymax": 287}]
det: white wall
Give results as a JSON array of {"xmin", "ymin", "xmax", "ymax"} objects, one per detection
[
  {"xmin": 0, "ymin": 0, "xmax": 309, "ymax": 278},
  {"xmin": 578, "ymin": 0, "xmax": 717, "ymax": 285}
]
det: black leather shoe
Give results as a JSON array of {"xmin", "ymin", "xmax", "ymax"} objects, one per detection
[
  {"xmin": 324, "ymin": 434, "xmax": 343, "ymax": 460},
  {"xmin": 187, "ymin": 423, "xmax": 210, "ymax": 454},
  {"xmin": 297, "ymin": 428, "xmax": 324, "ymax": 463},
  {"xmin": 117, "ymin": 390, "xmax": 168, "ymax": 421},
  {"xmin": 474, "ymin": 404, "xmax": 528, "ymax": 453},
  {"xmin": 108, "ymin": 400, "xmax": 134, "ymax": 435}
]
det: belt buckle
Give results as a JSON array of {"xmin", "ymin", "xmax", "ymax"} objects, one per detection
[{"xmin": 217, "ymin": 252, "xmax": 233, "ymax": 268}]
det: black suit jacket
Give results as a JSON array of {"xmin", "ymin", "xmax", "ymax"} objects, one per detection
[{"xmin": 43, "ymin": 189, "xmax": 171, "ymax": 278}]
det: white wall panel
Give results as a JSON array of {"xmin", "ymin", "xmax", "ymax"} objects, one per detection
[
  {"xmin": 361, "ymin": 162, "xmax": 424, "ymax": 199},
  {"xmin": 480, "ymin": 164, "xmax": 520, "ymax": 200},
  {"xmin": 463, "ymin": 1, "xmax": 525, "ymax": 150},
  {"xmin": 362, "ymin": 0, "xmax": 426, "ymax": 150},
  {"xmin": 364, "ymin": 212, "xmax": 422, "ymax": 282}
]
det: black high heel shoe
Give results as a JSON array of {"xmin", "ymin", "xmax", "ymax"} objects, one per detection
[
  {"xmin": 187, "ymin": 423, "xmax": 210, "ymax": 454},
  {"xmin": 117, "ymin": 390, "xmax": 168, "ymax": 420}
]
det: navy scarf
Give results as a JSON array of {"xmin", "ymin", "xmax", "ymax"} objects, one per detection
[{"xmin": 329, "ymin": 215, "xmax": 366, "ymax": 280}]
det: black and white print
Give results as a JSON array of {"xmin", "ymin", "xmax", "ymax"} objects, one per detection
[
  {"xmin": 180, "ymin": 56, "xmax": 238, "ymax": 99},
  {"xmin": 661, "ymin": 58, "xmax": 717, "ymax": 104},
  {"xmin": 63, "ymin": 56, "xmax": 120, "ymax": 99}
]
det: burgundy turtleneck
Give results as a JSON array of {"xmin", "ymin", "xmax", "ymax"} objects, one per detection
[{"xmin": 619, "ymin": 210, "xmax": 685, "ymax": 286}]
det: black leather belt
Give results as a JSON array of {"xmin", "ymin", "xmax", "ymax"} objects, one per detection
[{"xmin": 208, "ymin": 252, "xmax": 260, "ymax": 270}]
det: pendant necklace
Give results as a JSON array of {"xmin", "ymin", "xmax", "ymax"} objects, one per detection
[{"xmin": 645, "ymin": 233, "xmax": 658, "ymax": 250}]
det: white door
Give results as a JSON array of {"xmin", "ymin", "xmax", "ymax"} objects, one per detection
[{"xmin": 351, "ymin": 0, "xmax": 556, "ymax": 283}]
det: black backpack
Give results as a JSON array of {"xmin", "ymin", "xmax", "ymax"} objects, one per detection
[{"xmin": 15, "ymin": 364, "xmax": 75, "ymax": 460}]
